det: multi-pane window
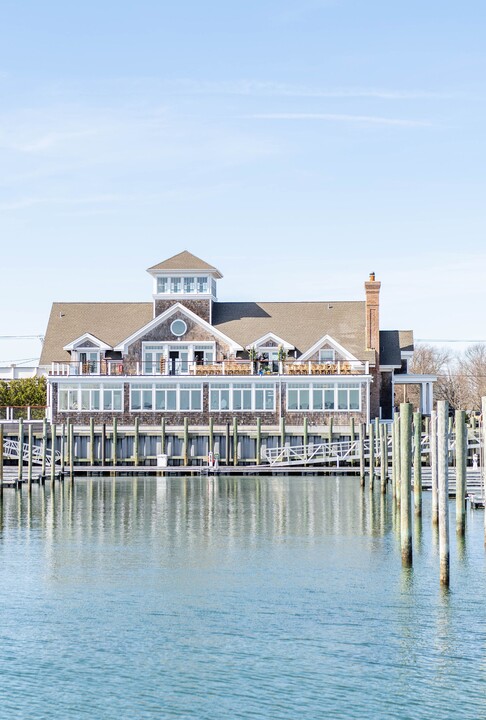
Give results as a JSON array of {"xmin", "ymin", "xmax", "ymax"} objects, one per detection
[
  {"xmin": 156, "ymin": 275, "xmax": 210, "ymax": 294},
  {"xmin": 210, "ymin": 384, "xmax": 230, "ymax": 411},
  {"xmin": 287, "ymin": 386, "xmax": 310, "ymax": 411},
  {"xmin": 287, "ymin": 383, "xmax": 361, "ymax": 411},
  {"xmin": 184, "ymin": 277, "xmax": 195, "ymax": 294},
  {"xmin": 255, "ymin": 386, "xmax": 275, "ymax": 410},
  {"xmin": 130, "ymin": 383, "xmax": 202, "ymax": 411},
  {"xmin": 232, "ymin": 384, "xmax": 252, "ymax": 410},
  {"xmin": 58, "ymin": 384, "xmax": 123, "ymax": 411},
  {"xmin": 209, "ymin": 383, "xmax": 275, "ymax": 411},
  {"xmin": 170, "ymin": 277, "xmax": 182, "ymax": 293},
  {"xmin": 157, "ymin": 277, "xmax": 168, "ymax": 293},
  {"xmin": 59, "ymin": 385, "xmax": 79, "ymax": 411},
  {"xmin": 197, "ymin": 276, "xmax": 208, "ymax": 293},
  {"xmin": 179, "ymin": 384, "xmax": 202, "ymax": 411}
]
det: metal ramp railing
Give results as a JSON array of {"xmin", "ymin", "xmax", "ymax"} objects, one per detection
[{"xmin": 3, "ymin": 438, "xmax": 62, "ymax": 467}]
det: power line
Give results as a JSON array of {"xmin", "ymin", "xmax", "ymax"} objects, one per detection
[{"xmin": 417, "ymin": 338, "xmax": 486, "ymax": 343}]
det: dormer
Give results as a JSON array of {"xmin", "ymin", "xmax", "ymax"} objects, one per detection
[{"xmin": 147, "ymin": 250, "xmax": 222, "ymax": 324}]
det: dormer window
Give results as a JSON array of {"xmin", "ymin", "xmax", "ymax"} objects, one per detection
[{"xmin": 171, "ymin": 277, "xmax": 182, "ymax": 293}]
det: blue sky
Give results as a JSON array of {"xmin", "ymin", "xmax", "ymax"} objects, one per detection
[{"xmin": 1, "ymin": 0, "xmax": 485, "ymax": 364}]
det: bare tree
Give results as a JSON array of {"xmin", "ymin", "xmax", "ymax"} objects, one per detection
[{"xmin": 460, "ymin": 344, "xmax": 486, "ymax": 411}]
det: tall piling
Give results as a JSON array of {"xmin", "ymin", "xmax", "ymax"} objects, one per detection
[
  {"xmin": 89, "ymin": 417, "xmax": 95, "ymax": 466},
  {"xmin": 437, "ymin": 401, "xmax": 450, "ymax": 587},
  {"xmin": 134, "ymin": 417, "xmax": 140, "ymax": 466},
  {"xmin": 233, "ymin": 417, "xmax": 238, "ymax": 466},
  {"xmin": 380, "ymin": 423, "xmax": 387, "ymax": 493},
  {"xmin": 400, "ymin": 403, "xmax": 413, "ymax": 566},
  {"xmin": 27, "ymin": 423, "xmax": 33, "ymax": 489},
  {"xmin": 430, "ymin": 411, "xmax": 438, "ymax": 526},
  {"xmin": 101, "ymin": 423, "xmax": 106, "ymax": 466},
  {"xmin": 225, "ymin": 422, "xmax": 230, "ymax": 465},
  {"xmin": 17, "ymin": 418, "xmax": 24, "ymax": 484},
  {"xmin": 50, "ymin": 424, "xmax": 56, "ymax": 483},
  {"xmin": 369, "ymin": 423, "xmax": 375, "ymax": 490},
  {"xmin": 208, "ymin": 418, "xmax": 213, "ymax": 457},
  {"xmin": 183, "ymin": 417, "xmax": 189, "ymax": 466},
  {"xmin": 41, "ymin": 418, "xmax": 47, "ymax": 479},
  {"xmin": 161, "ymin": 418, "xmax": 166, "ymax": 455},
  {"xmin": 69, "ymin": 422, "xmax": 74, "ymax": 482},
  {"xmin": 112, "ymin": 418, "xmax": 118, "ymax": 466},
  {"xmin": 413, "ymin": 412, "xmax": 422, "ymax": 517},
  {"xmin": 455, "ymin": 410, "xmax": 466, "ymax": 536},
  {"xmin": 359, "ymin": 423, "xmax": 365, "ymax": 488},
  {"xmin": 256, "ymin": 418, "xmax": 262, "ymax": 465}
]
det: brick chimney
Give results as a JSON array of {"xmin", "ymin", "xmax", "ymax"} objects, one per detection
[
  {"xmin": 365, "ymin": 272, "xmax": 381, "ymax": 419},
  {"xmin": 365, "ymin": 272, "xmax": 381, "ymax": 354}
]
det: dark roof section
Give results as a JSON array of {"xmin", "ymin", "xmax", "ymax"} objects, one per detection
[
  {"xmin": 39, "ymin": 303, "xmax": 153, "ymax": 364},
  {"xmin": 213, "ymin": 301, "xmax": 375, "ymax": 361},
  {"xmin": 147, "ymin": 251, "xmax": 223, "ymax": 277},
  {"xmin": 380, "ymin": 330, "xmax": 414, "ymax": 366}
]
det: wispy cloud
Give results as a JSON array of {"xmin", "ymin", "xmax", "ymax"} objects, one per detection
[
  {"xmin": 241, "ymin": 112, "xmax": 432, "ymax": 127},
  {"xmin": 166, "ymin": 79, "xmax": 450, "ymax": 101}
]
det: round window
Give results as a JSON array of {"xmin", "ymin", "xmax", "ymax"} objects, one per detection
[{"xmin": 171, "ymin": 319, "xmax": 187, "ymax": 337}]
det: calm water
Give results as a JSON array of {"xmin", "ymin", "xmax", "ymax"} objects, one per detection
[{"xmin": 0, "ymin": 476, "xmax": 484, "ymax": 720}]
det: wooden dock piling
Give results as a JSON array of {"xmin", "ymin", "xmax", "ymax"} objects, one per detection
[
  {"xmin": 380, "ymin": 422, "xmax": 386, "ymax": 493},
  {"xmin": 89, "ymin": 418, "xmax": 95, "ymax": 466},
  {"xmin": 455, "ymin": 410, "xmax": 466, "ymax": 536},
  {"xmin": 256, "ymin": 418, "xmax": 262, "ymax": 465},
  {"xmin": 50, "ymin": 423, "xmax": 56, "ymax": 483},
  {"xmin": 369, "ymin": 422, "xmax": 375, "ymax": 489},
  {"xmin": 437, "ymin": 401, "xmax": 450, "ymax": 587},
  {"xmin": 413, "ymin": 411, "xmax": 422, "ymax": 516},
  {"xmin": 17, "ymin": 419, "xmax": 24, "ymax": 484},
  {"xmin": 233, "ymin": 417, "xmax": 238, "ymax": 466},
  {"xmin": 358, "ymin": 423, "xmax": 365, "ymax": 488},
  {"xmin": 430, "ymin": 410, "xmax": 438, "ymax": 526},
  {"xmin": 400, "ymin": 403, "xmax": 413, "ymax": 567},
  {"xmin": 27, "ymin": 423, "xmax": 33, "ymax": 489}
]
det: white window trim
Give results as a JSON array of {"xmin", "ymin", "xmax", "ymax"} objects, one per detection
[
  {"xmin": 209, "ymin": 382, "xmax": 276, "ymax": 412},
  {"xmin": 286, "ymin": 382, "xmax": 362, "ymax": 412},
  {"xmin": 58, "ymin": 383, "xmax": 124, "ymax": 412},
  {"xmin": 129, "ymin": 382, "xmax": 203, "ymax": 412}
]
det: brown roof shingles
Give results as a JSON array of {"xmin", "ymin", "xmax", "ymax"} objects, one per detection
[
  {"xmin": 39, "ymin": 303, "xmax": 153, "ymax": 364},
  {"xmin": 40, "ymin": 299, "xmax": 379, "ymax": 365},
  {"xmin": 147, "ymin": 251, "xmax": 222, "ymax": 276}
]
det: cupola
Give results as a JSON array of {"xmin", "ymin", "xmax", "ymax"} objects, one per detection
[{"xmin": 147, "ymin": 250, "xmax": 222, "ymax": 323}]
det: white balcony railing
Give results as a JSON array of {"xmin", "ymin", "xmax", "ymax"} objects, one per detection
[{"xmin": 49, "ymin": 359, "xmax": 370, "ymax": 378}]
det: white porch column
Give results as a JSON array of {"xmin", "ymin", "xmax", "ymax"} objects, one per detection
[{"xmin": 427, "ymin": 382, "xmax": 434, "ymax": 414}]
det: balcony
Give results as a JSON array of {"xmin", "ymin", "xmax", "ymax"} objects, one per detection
[{"xmin": 49, "ymin": 359, "xmax": 370, "ymax": 378}]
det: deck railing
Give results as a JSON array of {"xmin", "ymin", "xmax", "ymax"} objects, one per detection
[{"xmin": 49, "ymin": 359, "xmax": 370, "ymax": 378}]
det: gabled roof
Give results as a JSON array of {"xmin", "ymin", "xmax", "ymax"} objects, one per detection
[
  {"xmin": 212, "ymin": 301, "xmax": 375, "ymax": 362},
  {"xmin": 63, "ymin": 333, "xmax": 113, "ymax": 352},
  {"xmin": 39, "ymin": 303, "xmax": 153, "ymax": 364},
  {"xmin": 147, "ymin": 251, "xmax": 223, "ymax": 278},
  {"xmin": 247, "ymin": 332, "xmax": 294, "ymax": 350},
  {"xmin": 40, "ymin": 299, "xmax": 378, "ymax": 366},
  {"xmin": 299, "ymin": 334, "xmax": 358, "ymax": 362},
  {"xmin": 114, "ymin": 302, "xmax": 243, "ymax": 353}
]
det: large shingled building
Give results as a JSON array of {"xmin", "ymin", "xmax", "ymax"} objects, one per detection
[{"xmin": 40, "ymin": 251, "xmax": 432, "ymax": 435}]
